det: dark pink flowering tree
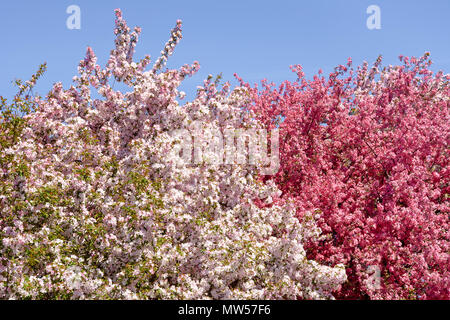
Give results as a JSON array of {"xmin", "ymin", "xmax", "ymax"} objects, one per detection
[{"xmin": 242, "ymin": 54, "xmax": 449, "ymax": 299}]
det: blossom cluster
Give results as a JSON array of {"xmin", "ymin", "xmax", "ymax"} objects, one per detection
[
  {"xmin": 242, "ymin": 54, "xmax": 449, "ymax": 299},
  {"xmin": 0, "ymin": 10, "xmax": 346, "ymax": 299}
]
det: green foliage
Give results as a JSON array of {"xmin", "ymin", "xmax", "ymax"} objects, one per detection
[{"xmin": 0, "ymin": 63, "xmax": 46, "ymax": 151}]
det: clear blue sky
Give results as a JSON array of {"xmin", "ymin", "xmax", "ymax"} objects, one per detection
[{"xmin": 1, "ymin": 0, "xmax": 449, "ymax": 101}]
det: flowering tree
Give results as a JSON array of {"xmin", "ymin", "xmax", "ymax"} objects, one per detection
[
  {"xmin": 0, "ymin": 63, "xmax": 47, "ymax": 152},
  {"xmin": 0, "ymin": 9, "xmax": 346, "ymax": 299},
  {"xmin": 242, "ymin": 54, "xmax": 449, "ymax": 299}
]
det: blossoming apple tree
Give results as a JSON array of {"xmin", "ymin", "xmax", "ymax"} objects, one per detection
[
  {"xmin": 242, "ymin": 54, "xmax": 449, "ymax": 299},
  {"xmin": 0, "ymin": 9, "xmax": 346, "ymax": 299}
]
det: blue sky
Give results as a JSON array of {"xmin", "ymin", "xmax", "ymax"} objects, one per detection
[{"xmin": 1, "ymin": 0, "xmax": 449, "ymax": 101}]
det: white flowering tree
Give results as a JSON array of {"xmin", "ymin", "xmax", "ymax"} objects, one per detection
[{"xmin": 0, "ymin": 9, "xmax": 346, "ymax": 299}]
